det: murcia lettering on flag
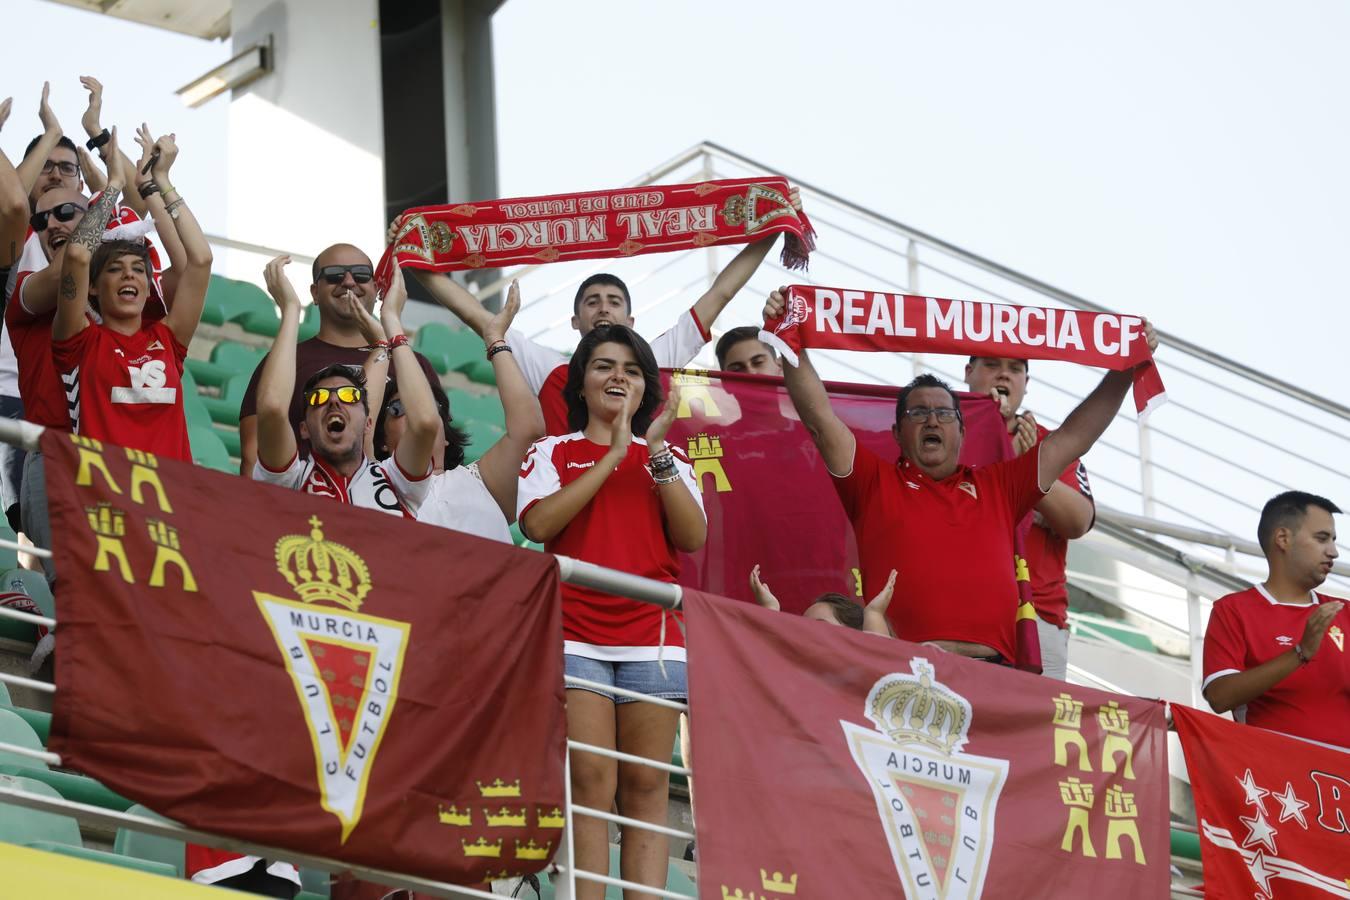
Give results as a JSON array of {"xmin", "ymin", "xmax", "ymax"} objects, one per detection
[
  {"xmin": 842, "ymin": 658, "xmax": 1007, "ymax": 898},
  {"xmin": 254, "ymin": 515, "xmax": 409, "ymax": 842}
]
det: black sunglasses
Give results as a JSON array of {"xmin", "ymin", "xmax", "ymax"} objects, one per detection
[
  {"xmin": 30, "ymin": 202, "xmax": 87, "ymax": 232},
  {"xmin": 316, "ymin": 264, "xmax": 374, "ymax": 285}
]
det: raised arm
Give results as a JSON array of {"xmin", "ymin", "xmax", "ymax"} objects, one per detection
[
  {"xmin": 1205, "ymin": 600, "xmax": 1345, "ymax": 714},
  {"xmin": 1015, "ymin": 412, "xmax": 1094, "ymax": 539},
  {"xmin": 147, "ymin": 133, "xmax": 213, "ymax": 347},
  {"xmin": 1038, "ymin": 321, "xmax": 1157, "ymax": 492},
  {"xmin": 79, "ymin": 77, "xmax": 146, "ymax": 217},
  {"xmin": 0, "ymin": 99, "xmax": 28, "ymax": 268},
  {"xmin": 769, "ymin": 287, "xmax": 855, "ymax": 476},
  {"xmin": 255, "ymin": 256, "xmax": 302, "ymax": 469},
  {"xmin": 521, "ymin": 392, "xmax": 632, "ymax": 544},
  {"xmin": 132, "ymin": 123, "xmax": 185, "ymax": 302},
  {"xmin": 15, "ymin": 83, "xmax": 62, "ymax": 195},
  {"xmin": 690, "ymin": 188, "xmax": 800, "ymax": 330},
  {"xmin": 643, "ymin": 383, "xmax": 706, "ymax": 552},
  {"xmin": 474, "ymin": 280, "xmax": 546, "ymax": 521},
  {"xmin": 53, "ymin": 129, "xmax": 124, "ymax": 342},
  {"xmin": 345, "ymin": 294, "xmax": 388, "ymax": 461},
  {"xmin": 383, "ymin": 266, "xmax": 438, "ymax": 478},
  {"xmin": 387, "ymin": 216, "xmax": 495, "ymax": 337}
]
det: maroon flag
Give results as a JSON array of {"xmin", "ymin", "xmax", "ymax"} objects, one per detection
[
  {"xmin": 43, "ymin": 432, "xmax": 567, "ymax": 885},
  {"xmin": 685, "ymin": 588, "xmax": 1170, "ymax": 898},
  {"xmin": 1173, "ymin": 704, "xmax": 1350, "ymax": 898},
  {"xmin": 663, "ymin": 369, "xmax": 1041, "ymax": 669}
]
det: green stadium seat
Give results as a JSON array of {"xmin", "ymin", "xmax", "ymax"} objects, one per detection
[
  {"xmin": 199, "ymin": 373, "xmax": 250, "ymax": 427},
  {"xmin": 448, "ymin": 390, "xmax": 506, "ymax": 429},
  {"xmin": 201, "ymin": 276, "xmax": 272, "ymax": 327},
  {"xmin": 413, "ymin": 323, "xmax": 481, "ymax": 375},
  {"xmin": 189, "ymin": 426, "xmax": 233, "ymax": 473},
  {"xmin": 186, "ymin": 341, "xmax": 266, "ymax": 389},
  {"xmin": 298, "ymin": 303, "xmax": 321, "ymax": 342},
  {"xmin": 299, "ymin": 866, "xmax": 332, "ymax": 897},
  {"xmin": 113, "ymin": 804, "xmax": 185, "ymax": 878},
  {"xmin": 214, "ymin": 425, "xmax": 241, "ymax": 459},
  {"xmin": 0, "ymin": 519, "xmax": 19, "ymax": 573},
  {"xmin": 0, "ymin": 681, "xmax": 50, "ymax": 749},
  {"xmin": 239, "ymin": 305, "xmax": 282, "ymax": 338},
  {"xmin": 1, "ymin": 569, "xmax": 54, "ymax": 620},
  {"xmin": 0, "ymin": 708, "xmax": 44, "ymax": 768},
  {"xmin": 461, "ymin": 357, "xmax": 497, "ymax": 386},
  {"xmin": 26, "ymin": 840, "xmax": 179, "ymax": 878},
  {"xmin": 0, "ymin": 773, "xmax": 80, "ymax": 845},
  {"xmin": 179, "ymin": 369, "xmax": 213, "ymax": 430}
]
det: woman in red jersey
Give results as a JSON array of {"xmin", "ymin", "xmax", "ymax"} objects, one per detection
[
  {"xmin": 517, "ymin": 323, "xmax": 706, "ymax": 899},
  {"xmin": 52, "ymin": 126, "xmax": 210, "ymax": 461}
]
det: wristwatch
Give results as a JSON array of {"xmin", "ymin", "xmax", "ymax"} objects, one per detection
[{"xmin": 86, "ymin": 129, "xmax": 111, "ymax": 152}]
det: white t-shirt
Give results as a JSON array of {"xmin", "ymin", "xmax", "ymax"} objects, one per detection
[
  {"xmin": 416, "ymin": 462, "xmax": 512, "ymax": 544},
  {"xmin": 253, "ymin": 452, "xmax": 431, "ymax": 517},
  {"xmin": 507, "ymin": 307, "xmax": 710, "ymax": 434}
]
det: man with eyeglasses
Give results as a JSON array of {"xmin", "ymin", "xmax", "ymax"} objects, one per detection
[
  {"xmin": 964, "ymin": 356, "xmax": 1095, "ymax": 680},
  {"xmin": 238, "ymin": 243, "xmax": 440, "ymax": 477},
  {"xmin": 253, "ymin": 256, "xmax": 438, "ymax": 517},
  {"xmin": 770, "ymin": 285, "xmax": 1157, "ymax": 665}
]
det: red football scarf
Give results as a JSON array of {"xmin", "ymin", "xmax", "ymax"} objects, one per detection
[
  {"xmin": 762, "ymin": 286, "xmax": 1166, "ymax": 415},
  {"xmin": 377, "ymin": 177, "xmax": 814, "ymax": 285}
]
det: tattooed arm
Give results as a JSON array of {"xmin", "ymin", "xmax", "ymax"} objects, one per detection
[
  {"xmin": 52, "ymin": 132, "xmax": 124, "ymax": 342},
  {"xmin": 0, "ymin": 98, "xmax": 28, "ymax": 270}
]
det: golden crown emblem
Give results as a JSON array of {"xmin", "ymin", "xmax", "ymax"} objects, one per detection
[
  {"xmin": 485, "ymin": 806, "xmax": 527, "ymax": 827},
  {"xmin": 437, "ymin": 805, "xmax": 471, "ymax": 827},
  {"xmin": 461, "ymin": 837, "xmax": 503, "ymax": 858},
  {"xmin": 865, "ymin": 659, "xmax": 972, "ymax": 755},
  {"xmin": 274, "ymin": 516, "xmax": 372, "ymax": 611},
  {"xmin": 477, "ymin": 778, "xmax": 521, "ymax": 798},
  {"xmin": 514, "ymin": 839, "xmax": 552, "ymax": 861},
  {"xmin": 537, "ymin": 806, "xmax": 565, "ymax": 829},
  {"xmin": 761, "ymin": 870, "xmax": 799, "ymax": 894}
]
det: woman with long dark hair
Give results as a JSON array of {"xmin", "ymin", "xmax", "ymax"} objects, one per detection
[{"xmin": 517, "ymin": 323, "xmax": 705, "ymax": 898}]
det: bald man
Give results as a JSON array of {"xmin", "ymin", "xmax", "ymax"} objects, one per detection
[{"xmin": 237, "ymin": 243, "xmax": 438, "ymax": 476}]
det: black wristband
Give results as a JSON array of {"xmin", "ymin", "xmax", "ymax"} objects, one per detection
[
  {"xmin": 86, "ymin": 129, "xmax": 111, "ymax": 152},
  {"xmin": 138, "ymin": 182, "xmax": 161, "ymax": 200}
]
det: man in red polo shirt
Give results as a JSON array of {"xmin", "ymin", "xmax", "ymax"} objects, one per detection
[
  {"xmin": 1203, "ymin": 491, "xmax": 1349, "ymax": 749},
  {"xmin": 773, "ymin": 286, "xmax": 1156, "ymax": 663},
  {"xmin": 965, "ymin": 356, "xmax": 1095, "ymax": 679}
]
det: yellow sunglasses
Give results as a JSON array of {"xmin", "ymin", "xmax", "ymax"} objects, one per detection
[{"xmin": 306, "ymin": 386, "xmax": 363, "ymax": 406}]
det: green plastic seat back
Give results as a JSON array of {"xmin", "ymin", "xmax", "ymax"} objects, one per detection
[
  {"xmin": 0, "ymin": 568, "xmax": 54, "ymax": 619},
  {"xmin": 0, "ymin": 708, "xmax": 45, "ymax": 769},
  {"xmin": 210, "ymin": 341, "xmax": 267, "ymax": 375},
  {"xmin": 113, "ymin": 804, "xmax": 185, "ymax": 877},
  {"xmin": 189, "ymin": 426, "xmax": 233, "ymax": 473},
  {"xmin": 0, "ymin": 773, "xmax": 80, "ymax": 845}
]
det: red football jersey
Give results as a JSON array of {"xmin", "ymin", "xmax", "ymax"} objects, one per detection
[
  {"xmin": 1024, "ymin": 423, "xmax": 1094, "ymax": 629},
  {"xmin": 1203, "ymin": 585, "xmax": 1350, "ymax": 748},
  {"xmin": 517, "ymin": 433, "xmax": 704, "ymax": 660},
  {"xmin": 833, "ymin": 444, "xmax": 1046, "ymax": 660},
  {"xmin": 6, "ymin": 271, "xmax": 89, "ymax": 429},
  {"xmin": 53, "ymin": 320, "xmax": 192, "ymax": 462}
]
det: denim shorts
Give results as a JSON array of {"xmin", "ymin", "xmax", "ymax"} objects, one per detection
[{"xmin": 564, "ymin": 654, "xmax": 687, "ymax": 704}]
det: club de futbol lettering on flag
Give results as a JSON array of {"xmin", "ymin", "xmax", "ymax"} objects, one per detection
[
  {"xmin": 376, "ymin": 177, "xmax": 814, "ymax": 286},
  {"xmin": 762, "ymin": 286, "xmax": 1167, "ymax": 414}
]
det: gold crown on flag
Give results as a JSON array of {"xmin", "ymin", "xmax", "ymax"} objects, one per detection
[
  {"xmin": 461, "ymin": 837, "xmax": 503, "ymax": 858},
  {"xmin": 437, "ymin": 805, "xmax": 471, "ymax": 826},
  {"xmin": 760, "ymin": 870, "xmax": 798, "ymax": 894},
  {"xmin": 477, "ymin": 778, "xmax": 521, "ymax": 798},
  {"xmin": 537, "ymin": 806, "xmax": 565, "ymax": 829},
  {"xmin": 514, "ymin": 839, "xmax": 552, "ymax": 861},
  {"xmin": 866, "ymin": 659, "xmax": 971, "ymax": 755},
  {"xmin": 274, "ymin": 516, "xmax": 372, "ymax": 611},
  {"xmin": 485, "ymin": 806, "xmax": 527, "ymax": 827}
]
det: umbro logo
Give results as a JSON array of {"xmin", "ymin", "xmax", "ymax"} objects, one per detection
[{"xmin": 1275, "ymin": 635, "xmax": 1294, "ymax": 646}]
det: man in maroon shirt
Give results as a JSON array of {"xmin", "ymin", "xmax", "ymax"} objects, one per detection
[
  {"xmin": 772, "ymin": 285, "xmax": 1156, "ymax": 662},
  {"xmin": 238, "ymin": 243, "xmax": 438, "ymax": 476}
]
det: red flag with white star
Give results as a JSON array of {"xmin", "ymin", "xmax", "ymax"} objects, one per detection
[{"xmin": 1173, "ymin": 704, "xmax": 1350, "ymax": 898}]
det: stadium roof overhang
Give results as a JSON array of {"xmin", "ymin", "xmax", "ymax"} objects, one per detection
[{"xmin": 43, "ymin": 0, "xmax": 232, "ymax": 40}]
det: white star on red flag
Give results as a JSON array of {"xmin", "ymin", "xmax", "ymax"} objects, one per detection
[
  {"xmin": 1272, "ymin": 781, "xmax": 1310, "ymax": 828},
  {"xmin": 1237, "ymin": 768, "xmax": 1270, "ymax": 813},
  {"xmin": 1239, "ymin": 810, "xmax": 1279, "ymax": 854},
  {"xmin": 1246, "ymin": 848, "xmax": 1276, "ymax": 897}
]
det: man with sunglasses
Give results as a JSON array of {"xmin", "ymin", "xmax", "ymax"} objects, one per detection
[
  {"xmin": 769, "ymin": 285, "xmax": 1158, "ymax": 665},
  {"xmin": 253, "ymin": 256, "xmax": 438, "ymax": 517},
  {"xmin": 238, "ymin": 243, "xmax": 439, "ymax": 477}
]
